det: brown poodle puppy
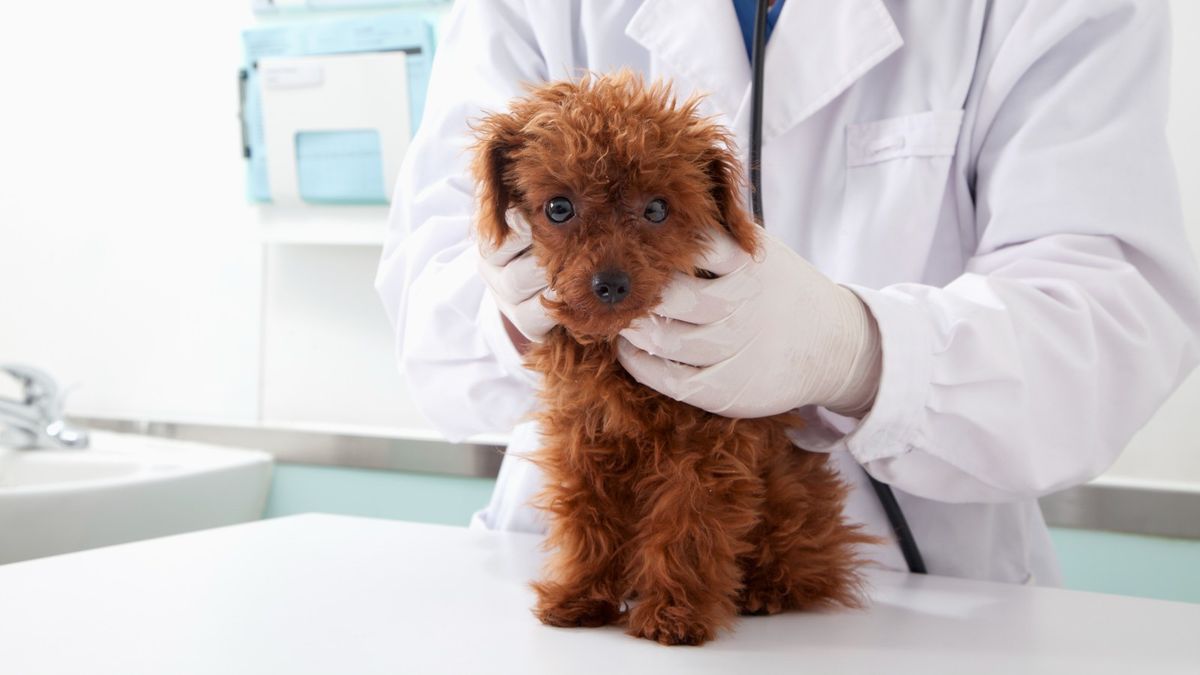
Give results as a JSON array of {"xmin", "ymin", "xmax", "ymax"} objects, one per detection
[{"xmin": 471, "ymin": 72, "xmax": 872, "ymax": 646}]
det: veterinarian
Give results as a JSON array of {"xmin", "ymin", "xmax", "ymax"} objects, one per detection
[{"xmin": 377, "ymin": 0, "xmax": 1200, "ymax": 585}]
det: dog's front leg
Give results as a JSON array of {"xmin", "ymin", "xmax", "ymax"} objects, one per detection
[
  {"xmin": 531, "ymin": 460, "xmax": 629, "ymax": 629},
  {"xmin": 625, "ymin": 448, "xmax": 762, "ymax": 646},
  {"xmin": 738, "ymin": 447, "xmax": 871, "ymax": 615}
]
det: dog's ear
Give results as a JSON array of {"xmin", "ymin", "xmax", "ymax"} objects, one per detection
[
  {"xmin": 470, "ymin": 111, "xmax": 525, "ymax": 249},
  {"xmin": 704, "ymin": 144, "xmax": 760, "ymax": 254}
]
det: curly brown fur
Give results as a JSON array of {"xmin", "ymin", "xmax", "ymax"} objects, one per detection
[{"xmin": 471, "ymin": 71, "xmax": 874, "ymax": 646}]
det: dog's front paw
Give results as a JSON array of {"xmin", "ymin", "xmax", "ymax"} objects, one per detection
[
  {"xmin": 536, "ymin": 598, "xmax": 621, "ymax": 628},
  {"xmin": 626, "ymin": 601, "xmax": 717, "ymax": 646},
  {"xmin": 532, "ymin": 582, "xmax": 621, "ymax": 628},
  {"xmin": 738, "ymin": 584, "xmax": 791, "ymax": 616}
]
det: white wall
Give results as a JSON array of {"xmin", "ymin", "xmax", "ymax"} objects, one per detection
[
  {"xmin": 0, "ymin": 1, "xmax": 1196, "ymax": 481},
  {"xmin": 1106, "ymin": 0, "xmax": 1200, "ymax": 484},
  {"xmin": 0, "ymin": 1, "xmax": 263, "ymax": 423}
]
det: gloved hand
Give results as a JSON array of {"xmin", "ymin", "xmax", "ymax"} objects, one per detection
[
  {"xmin": 616, "ymin": 230, "xmax": 882, "ymax": 419},
  {"xmin": 477, "ymin": 210, "xmax": 556, "ymax": 342}
]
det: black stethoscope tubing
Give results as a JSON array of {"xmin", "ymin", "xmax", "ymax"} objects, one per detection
[{"xmin": 748, "ymin": 0, "xmax": 927, "ymax": 575}]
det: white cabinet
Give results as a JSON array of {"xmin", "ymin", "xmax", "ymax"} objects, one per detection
[{"xmin": 262, "ymin": 240, "xmax": 432, "ymax": 434}]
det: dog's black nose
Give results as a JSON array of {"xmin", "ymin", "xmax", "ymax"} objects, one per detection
[{"xmin": 591, "ymin": 270, "xmax": 631, "ymax": 304}]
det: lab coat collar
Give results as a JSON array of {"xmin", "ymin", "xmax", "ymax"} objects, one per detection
[
  {"xmin": 759, "ymin": 0, "xmax": 903, "ymax": 138},
  {"xmin": 626, "ymin": 0, "xmax": 903, "ymax": 139},
  {"xmin": 625, "ymin": 0, "xmax": 751, "ymax": 117}
]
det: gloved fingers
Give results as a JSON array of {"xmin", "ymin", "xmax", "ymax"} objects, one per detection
[
  {"xmin": 615, "ymin": 337, "xmax": 705, "ymax": 403},
  {"xmin": 650, "ymin": 269, "xmax": 761, "ymax": 324},
  {"xmin": 478, "ymin": 250, "xmax": 548, "ymax": 303},
  {"xmin": 616, "ymin": 338, "xmax": 742, "ymax": 414},
  {"xmin": 695, "ymin": 229, "xmax": 753, "ymax": 277},
  {"xmin": 507, "ymin": 293, "xmax": 557, "ymax": 340},
  {"xmin": 618, "ymin": 314, "xmax": 744, "ymax": 367},
  {"xmin": 502, "ymin": 253, "xmax": 550, "ymax": 300},
  {"xmin": 479, "ymin": 210, "xmax": 535, "ymax": 265}
]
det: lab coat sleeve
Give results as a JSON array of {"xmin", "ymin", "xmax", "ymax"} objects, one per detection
[
  {"xmin": 375, "ymin": 0, "xmax": 545, "ymax": 441},
  {"xmin": 835, "ymin": 0, "xmax": 1200, "ymax": 502}
]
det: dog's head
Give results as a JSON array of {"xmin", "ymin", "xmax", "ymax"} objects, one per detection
[{"xmin": 471, "ymin": 71, "xmax": 758, "ymax": 341}]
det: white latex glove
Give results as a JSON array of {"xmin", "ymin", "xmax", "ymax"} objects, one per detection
[
  {"xmin": 477, "ymin": 211, "xmax": 556, "ymax": 341},
  {"xmin": 616, "ymin": 230, "xmax": 882, "ymax": 419}
]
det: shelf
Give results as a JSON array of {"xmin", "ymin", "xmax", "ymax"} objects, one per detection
[
  {"xmin": 75, "ymin": 414, "xmax": 510, "ymax": 479},
  {"xmin": 255, "ymin": 204, "xmax": 391, "ymax": 246},
  {"xmin": 259, "ymin": 418, "xmax": 509, "ymax": 447},
  {"xmin": 74, "ymin": 412, "xmax": 509, "ymax": 449}
]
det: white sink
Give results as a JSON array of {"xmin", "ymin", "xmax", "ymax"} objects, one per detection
[{"xmin": 0, "ymin": 430, "xmax": 273, "ymax": 564}]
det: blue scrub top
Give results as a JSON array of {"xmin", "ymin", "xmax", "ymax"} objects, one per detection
[{"xmin": 731, "ymin": 0, "xmax": 787, "ymax": 61}]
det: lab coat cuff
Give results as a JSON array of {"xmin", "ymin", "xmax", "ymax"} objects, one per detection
[
  {"xmin": 478, "ymin": 292, "xmax": 540, "ymax": 388},
  {"xmin": 833, "ymin": 285, "xmax": 934, "ymax": 463}
]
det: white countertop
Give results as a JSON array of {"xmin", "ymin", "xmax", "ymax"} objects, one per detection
[{"xmin": 0, "ymin": 514, "xmax": 1196, "ymax": 674}]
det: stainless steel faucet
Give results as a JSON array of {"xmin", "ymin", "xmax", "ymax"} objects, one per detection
[{"xmin": 0, "ymin": 364, "xmax": 90, "ymax": 450}]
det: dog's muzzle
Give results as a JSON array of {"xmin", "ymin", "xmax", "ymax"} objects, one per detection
[{"xmin": 591, "ymin": 269, "xmax": 631, "ymax": 305}]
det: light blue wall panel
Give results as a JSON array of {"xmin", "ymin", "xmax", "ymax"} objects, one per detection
[
  {"xmin": 1049, "ymin": 527, "xmax": 1200, "ymax": 604},
  {"xmin": 264, "ymin": 463, "xmax": 495, "ymax": 526}
]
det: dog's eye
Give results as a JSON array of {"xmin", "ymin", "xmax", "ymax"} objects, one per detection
[
  {"xmin": 644, "ymin": 198, "xmax": 668, "ymax": 224},
  {"xmin": 545, "ymin": 197, "xmax": 575, "ymax": 224}
]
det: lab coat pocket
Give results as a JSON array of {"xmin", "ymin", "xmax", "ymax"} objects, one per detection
[{"xmin": 841, "ymin": 110, "xmax": 965, "ymax": 286}]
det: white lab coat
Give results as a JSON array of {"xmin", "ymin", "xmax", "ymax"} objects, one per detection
[{"xmin": 377, "ymin": 0, "xmax": 1200, "ymax": 585}]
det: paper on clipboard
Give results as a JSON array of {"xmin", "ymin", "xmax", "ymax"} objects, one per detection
[{"xmin": 258, "ymin": 51, "xmax": 410, "ymax": 205}]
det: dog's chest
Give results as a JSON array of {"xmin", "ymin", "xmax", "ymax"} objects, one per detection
[{"xmin": 528, "ymin": 332, "xmax": 783, "ymax": 470}]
